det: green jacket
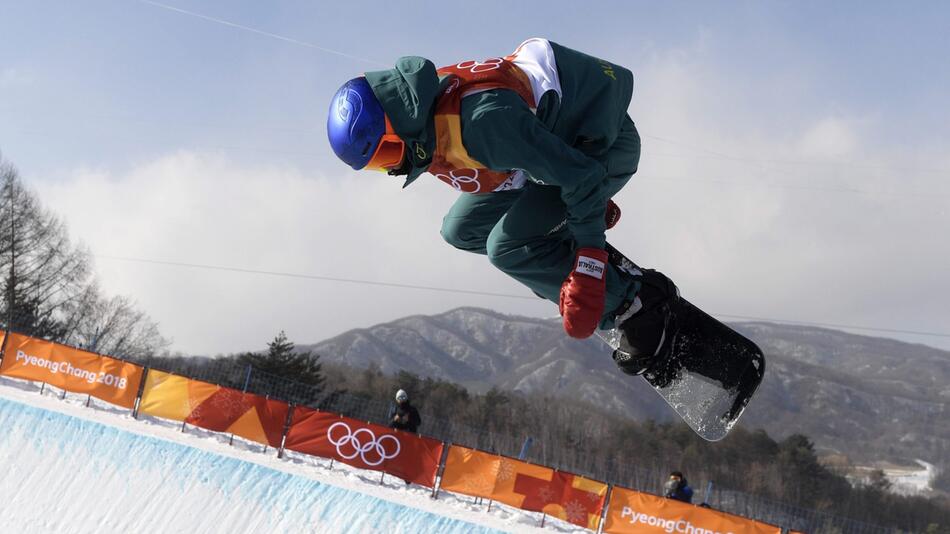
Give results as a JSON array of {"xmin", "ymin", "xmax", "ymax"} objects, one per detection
[{"xmin": 365, "ymin": 41, "xmax": 635, "ymax": 249}]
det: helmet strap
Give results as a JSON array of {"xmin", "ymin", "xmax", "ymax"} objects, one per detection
[{"xmin": 387, "ymin": 155, "xmax": 411, "ymax": 177}]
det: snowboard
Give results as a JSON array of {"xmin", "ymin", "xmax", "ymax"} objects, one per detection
[{"xmin": 597, "ymin": 243, "xmax": 765, "ymax": 441}]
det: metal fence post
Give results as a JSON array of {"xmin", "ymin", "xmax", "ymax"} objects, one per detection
[
  {"xmin": 277, "ymin": 404, "xmax": 295, "ymax": 459},
  {"xmin": 703, "ymin": 480, "xmax": 714, "ymax": 507},
  {"xmin": 132, "ymin": 367, "xmax": 150, "ymax": 419},
  {"xmin": 0, "ymin": 327, "xmax": 10, "ymax": 366},
  {"xmin": 597, "ymin": 483, "xmax": 614, "ymax": 534},
  {"xmin": 518, "ymin": 436, "xmax": 534, "ymax": 460},
  {"xmin": 431, "ymin": 441, "xmax": 451, "ymax": 500}
]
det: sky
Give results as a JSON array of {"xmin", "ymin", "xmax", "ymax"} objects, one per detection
[{"xmin": 1, "ymin": 0, "xmax": 949, "ymax": 355}]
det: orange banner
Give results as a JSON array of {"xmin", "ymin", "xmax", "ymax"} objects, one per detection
[
  {"xmin": 440, "ymin": 445, "xmax": 608, "ymax": 529},
  {"xmin": 0, "ymin": 332, "xmax": 144, "ymax": 408},
  {"xmin": 138, "ymin": 370, "xmax": 217, "ymax": 421},
  {"xmin": 439, "ymin": 445, "xmax": 499, "ymax": 499},
  {"xmin": 284, "ymin": 409, "xmax": 444, "ymax": 487},
  {"xmin": 604, "ymin": 486, "xmax": 781, "ymax": 534},
  {"xmin": 138, "ymin": 370, "xmax": 288, "ymax": 447}
]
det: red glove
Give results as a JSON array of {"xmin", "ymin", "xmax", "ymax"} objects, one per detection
[
  {"xmin": 559, "ymin": 248, "xmax": 609, "ymax": 339},
  {"xmin": 605, "ymin": 199, "xmax": 621, "ymax": 230}
]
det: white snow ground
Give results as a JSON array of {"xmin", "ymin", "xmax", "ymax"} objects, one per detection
[
  {"xmin": 883, "ymin": 460, "xmax": 937, "ymax": 496},
  {"xmin": 0, "ymin": 376, "xmax": 590, "ymax": 534},
  {"xmin": 847, "ymin": 460, "xmax": 937, "ymax": 496}
]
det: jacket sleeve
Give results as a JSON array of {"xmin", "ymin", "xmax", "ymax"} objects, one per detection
[
  {"xmin": 387, "ymin": 404, "xmax": 397, "ymax": 426},
  {"xmin": 462, "ymin": 90, "xmax": 609, "ymax": 250},
  {"xmin": 409, "ymin": 406, "xmax": 422, "ymax": 429}
]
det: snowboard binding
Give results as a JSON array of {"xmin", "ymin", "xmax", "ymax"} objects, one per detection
[
  {"xmin": 599, "ymin": 243, "xmax": 766, "ymax": 441},
  {"xmin": 612, "ymin": 269, "xmax": 681, "ymax": 388}
]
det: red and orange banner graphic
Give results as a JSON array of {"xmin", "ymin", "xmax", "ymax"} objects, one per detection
[
  {"xmin": 0, "ymin": 332, "xmax": 144, "ymax": 408},
  {"xmin": 439, "ymin": 445, "xmax": 608, "ymax": 530},
  {"xmin": 138, "ymin": 370, "xmax": 289, "ymax": 447},
  {"xmin": 284, "ymin": 408, "xmax": 444, "ymax": 488},
  {"xmin": 604, "ymin": 486, "xmax": 781, "ymax": 534}
]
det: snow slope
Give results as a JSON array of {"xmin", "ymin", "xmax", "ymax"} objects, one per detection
[
  {"xmin": 885, "ymin": 460, "xmax": 936, "ymax": 495},
  {"xmin": 0, "ymin": 378, "xmax": 582, "ymax": 533}
]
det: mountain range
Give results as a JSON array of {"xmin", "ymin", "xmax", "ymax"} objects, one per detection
[{"xmin": 301, "ymin": 307, "xmax": 949, "ymax": 468}]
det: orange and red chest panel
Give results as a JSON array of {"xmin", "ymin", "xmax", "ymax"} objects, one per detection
[{"xmin": 430, "ymin": 57, "xmax": 535, "ymax": 193}]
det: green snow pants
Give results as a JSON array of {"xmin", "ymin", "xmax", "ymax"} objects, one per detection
[{"xmin": 440, "ymin": 116, "xmax": 642, "ymax": 330}]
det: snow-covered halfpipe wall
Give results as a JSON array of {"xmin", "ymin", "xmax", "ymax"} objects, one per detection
[{"xmin": 0, "ymin": 396, "xmax": 500, "ymax": 533}]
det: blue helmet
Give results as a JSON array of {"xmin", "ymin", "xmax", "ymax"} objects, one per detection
[{"xmin": 327, "ymin": 77, "xmax": 386, "ymax": 170}]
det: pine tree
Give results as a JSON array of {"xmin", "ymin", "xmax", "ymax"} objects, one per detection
[{"xmin": 239, "ymin": 331, "xmax": 326, "ymax": 401}]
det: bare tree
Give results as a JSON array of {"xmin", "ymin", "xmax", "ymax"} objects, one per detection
[
  {"xmin": 61, "ymin": 283, "xmax": 168, "ymax": 360},
  {"xmin": 1, "ymin": 155, "xmax": 168, "ymax": 358}
]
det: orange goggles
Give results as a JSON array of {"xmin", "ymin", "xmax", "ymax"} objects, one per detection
[{"xmin": 364, "ymin": 116, "xmax": 406, "ymax": 172}]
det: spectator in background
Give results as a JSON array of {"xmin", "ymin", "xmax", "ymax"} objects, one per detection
[
  {"xmin": 664, "ymin": 471, "xmax": 694, "ymax": 504},
  {"xmin": 388, "ymin": 389, "xmax": 421, "ymax": 433}
]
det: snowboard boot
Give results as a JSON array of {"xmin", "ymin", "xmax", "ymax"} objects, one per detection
[{"xmin": 611, "ymin": 269, "xmax": 680, "ymax": 387}]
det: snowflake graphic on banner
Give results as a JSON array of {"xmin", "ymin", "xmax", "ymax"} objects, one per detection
[
  {"xmin": 464, "ymin": 473, "xmax": 494, "ymax": 495},
  {"xmin": 211, "ymin": 391, "xmax": 247, "ymax": 418},
  {"xmin": 537, "ymin": 484, "xmax": 556, "ymax": 504},
  {"xmin": 564, "ymin": 499, "xmax": 589, "ymax": 524},
  {"xmin": 495, "ymin": 459, "xmax": 515, "ymax": 482}
]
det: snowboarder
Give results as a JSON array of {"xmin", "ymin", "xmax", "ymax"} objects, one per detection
[{"xmin": 327, "ymin": 38, "xmax": 679, "ymax": 379}]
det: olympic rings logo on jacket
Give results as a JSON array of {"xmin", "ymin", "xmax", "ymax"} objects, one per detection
[
  {"xmin": 435, "ymin": 169, "xmax": 482, "ymax": 193},
  {"xmin": 456, "ymin": 58, "xmax": 504, "ymax": 74},
  {"xmin": 327, "ymin": 421, "xmax": 402, "ymax": 466}
]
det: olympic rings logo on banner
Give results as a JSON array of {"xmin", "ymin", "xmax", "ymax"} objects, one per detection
[
  {"xmin": 327, "ymin": 421, "xmax": 401, "ymax": 466},
  {"xmin": 456, "ymin": 57, "xmax": 504, "ymax": 73},
  {"xmin": 436, "ymin": 169, "xmax": 481, "ymax": 193}
]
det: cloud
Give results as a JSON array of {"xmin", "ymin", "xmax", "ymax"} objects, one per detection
[
  {"xmin": 796, "ymin": 117, "xmax": 859, "ymax": 159},
  {"xmin": 29, "ymin": 41, "xmax": 950, "ymax": 355},
  {"xmin": 0, "ymin": 68, "xmax": 32, "ymax": 88},
  {"xmin": 35, "ymin": 151, "xmax": 551, "ymax": 354},
  {"xmin": 611, "ymin": 43, "xmax": 950, "ymax": 348}
]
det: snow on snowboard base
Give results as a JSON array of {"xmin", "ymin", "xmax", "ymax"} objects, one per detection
[{"xmin": 598, "ymin": 243, "xmax": 765, "ymax": 441}]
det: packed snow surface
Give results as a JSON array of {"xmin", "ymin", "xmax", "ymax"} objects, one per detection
[
  {"xmin": 0, "ymin": 378, "xmax": 582, "ymax": 533},
  {"xmin": 884, "ymin": 460, "xmax": 936, "ymax": 495}
]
